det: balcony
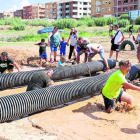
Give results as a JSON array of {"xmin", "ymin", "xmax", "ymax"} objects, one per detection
[
  {"xmin": 66, "ymin": 5, "xmax": 70, "ymax": 8},
  {"xmin": 134, "ymin": 1, "xmax": 138, "ymax": 4},
  {"xmin": 66, "ymin": 15, "xmax": 70, "ymax": 18},
  {"xmin": 73, "ymin": 9, "xmax": 78, "ymax": 12},
  {"xmin": 59, "ymin": 6, "xmax": 63, "ymax": 9},
  {"xmin": 53, "ymin": 6, "xmax": 56, "ymax": 9},
  {"xmin": 53, "ymin": 11, "xmax": 56, "ymax": 13},
  {"xmin": 59, "ymin": 11, "xmax": 63, "ymax": 14},
  {"xmin": 73, "ymin": 4, "xmax": 78, "ymax": 7},
  {"xmin": 66, "ymin": 10, "xmax": 70, "ymax": 13},
  {"xmin": 83, "ymin": 5, "xmax": 88, "ymax": 7},
  {"xmin": 72, "ymin": 15, "xmax": 78, "ymax": 18}
]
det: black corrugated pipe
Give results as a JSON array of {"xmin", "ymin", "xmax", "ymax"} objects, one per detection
[
  {"xmin": 0, "ymin": 64, "xmax": 140, "ymax": 122},
  {"xmin": 0, "ymin": 59, "xmax": 116, "ymax": 90}
]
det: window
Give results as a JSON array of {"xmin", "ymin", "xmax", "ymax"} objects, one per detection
[
  {"xmin": 123, "ymin": 7, "xmax": 127, "ymax": 11},
  {"xmin": 109, "ymin": 1, "xmax": 111, "ymax": 4},
  {"xmin": 96, "ymin": 1, "xmax": 101, "ymax": 5},
  {"xmin": 131, "ymin": 0, "xmax": 133, "ymax": 3},
  {"xmin": 89, "ymin": 2, "xmax": 91, "ymax": 5},
  {"xmin": 80, "ymin": 2, "xmax": 82, "ymax": 4},
  {"xmin": 106, "ymin": 1, "xmax": 107, "ymax": 3},
  {"xmin": 118, "ymin": 8, "xmax": 121, "ymax": 11},
  {"xmin": 108, "ymin": 7, "xmax": 110, "ymax": 11},
  {"xmin": 103, "ymin": 2, "xmax": 105, "ymax": 5},
  {"xmin": 92, "ymin": 9, "xmax": 94, "ymax": 13},
  {"xmin": 124, "ymin": 0, "xmax": 128, "ymax": 4},
  {"xmin": 79, "ymin": 13, "xmax": 82, "ymax": 15},
  {"xmin": 96, "ymin": 7, "xmax": 101, "ymax": 11},
  {"xmin": 118, "ymin": 1, "xmax": 121, "ymax": 5},
  {"xmin": 89, "ymin": 8, "xmax": 91, "ymax": 10},
  {"xmin": 102, "ymin": 8, "xmax": 104, "ymax": 12},
  {"xmin": 130, "ymin": 7, "xmax": 133, "ymax": 10},
  {"xmin": 80, "ymin": 8, "xmax": 82, "ymax": 10},
  {"xmin": 93, "ymin": 2, "xmax": 94, "ymax": 6}
]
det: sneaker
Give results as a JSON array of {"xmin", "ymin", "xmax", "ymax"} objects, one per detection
[
  {"xmin": 45, "ymin": 61, "xmax": 48, "ymax": 64},
  {"xmin": 106, "ymin": 107, "xmax": 111, "ymax": 113},
  {"xmin": 105, "ymin": 68, "xmax": 110, "ymax": 72},
  {"xmin": 54, "ymin": 58, "xmax": 57, "ymax": 62},
  {"xmin": 50, "ymin": 59, "xmax": 53, "ymax": 63},
  {"xmin": 116, "ymin": 59, "xmax": 118, "ymax": 62}
]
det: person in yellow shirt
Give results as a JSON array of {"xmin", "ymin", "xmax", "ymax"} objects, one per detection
[{"xmin": 102, "ymin": 60, "xmax": 140, "ymax": 113}]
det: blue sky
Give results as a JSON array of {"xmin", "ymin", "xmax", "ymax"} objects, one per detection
[{"xmin": 0, "ymin": 0, "xmax": 55, "ymax": 12}]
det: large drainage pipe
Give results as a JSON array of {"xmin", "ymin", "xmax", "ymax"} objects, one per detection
[
  {"xmin": 0, "ymin": 59, "xmax": 116, "ymax": 90},
  {"xmin": 0, "ymin": 64, "xmax": 140, "ymax": 122}
]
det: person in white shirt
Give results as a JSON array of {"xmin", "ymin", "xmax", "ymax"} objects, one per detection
[
  {"xmin": 77, "ymin": 37, "xmax": 110, "ymax": 72},
  {"xmin": 109, "ymin": 25, "xmax": 125, "ymax": 62},
  {"xmin": 67, "ymin": 27, "xmax": 78, "ymax": 60}
]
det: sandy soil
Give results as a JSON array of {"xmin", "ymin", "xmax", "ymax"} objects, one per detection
[{"xmin": 0, "ymin": 36, "xmax": 140, "ymax": 140}]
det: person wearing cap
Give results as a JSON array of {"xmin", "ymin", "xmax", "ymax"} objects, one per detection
[
  {"xmin": 0, "ymin": 52, "xmax": 21, "ymax": 74},
  {"xmin": 109, "ymin": 24, "xmax": 125, "ymax": 62},
  {"xmin": 76, "ymin": 37, "xmax": 90, "ymax": 64},
  {"xmin": 26, "ymin": 67, "xmax": 54, "ymax": 91},
  {"xmin": 102, "ymin": 60, "xmax": 140, "ymax": 113},
  {"xmin": 77, "ymin": 37, "xmax": 110, "ymax": 72}
]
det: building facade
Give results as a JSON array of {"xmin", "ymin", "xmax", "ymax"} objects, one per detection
[
  {"xmin": 23, "ymin": 5, "xmax": 33, "ymax": 19},
  {"xmin": 57, "ymin": 0, "xmax": 91, "ymax": 20},
  {"xmin": 45, "ymin": 2, "xmax": 57, "ymax": 19},
  {"xmin": 114, "ymin": 0, "xmax": 138, "ymax": 16},
  {"xmin": 32, "ymin": 4, "xmax": 45, "ymax": 19},
  {"xmin": 91, "ymin": 0, "xmax": 113, "ymax": 18},
  {"xmin": 0, "ymin": 11, "xmax": 14, "ymax": 19},
  {"xmin": 14, "ymin": 9, "xmax": 23, "ymax": 19}
]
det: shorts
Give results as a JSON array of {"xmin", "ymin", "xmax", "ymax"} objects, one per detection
[
  {"xmin": 60, "ymin": 49, "xmax": 66, "ymax": 55},
  {"xmin": 77, "ymin": 47, "xmax": 80, "ymax": 53},
  {"xmin": 102, "ymin": 90, "xmax": 123, "ymax": 110},
  {"xmin": 50, "ymin": 46, "xmax": 57, "ymax": 52},
  {"xmin": 89, "ymin": 47, "xmax": 105, "ymax": 59},
  {"xmin": 0, "ymin": 65, "xmax": 14, "ymax": 74},
  {"xmin": 40, "ymin": 53, "xmax": 47, "ymax": 59},
  {"xmin": 111, "ymin": 44, "xmax": 119, "ymax": 51}
]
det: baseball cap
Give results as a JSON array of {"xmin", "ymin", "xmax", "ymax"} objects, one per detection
[{"xmin": 1, "ymin": 52, "xmax": 8, "ymax": 57}]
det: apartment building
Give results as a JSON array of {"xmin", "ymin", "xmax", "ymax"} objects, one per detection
[
  {"xmin": 45, "ymin": 2, "xmax": 57, "ymax": 19},
  {"xmin": 57, "ymin": 0, "xmax": 91, "ymax": 20},
  {"xmin": 91, "ymin": 0, "xmax": 113, "ymax": 18},
  {"xmin": 23, "ymin": 5, "xmax": 33, "ymax": 19},
  {"xmin": 0, "ymin": 11, "xmax": 14, "ymax": 19},
  {"xmin": 14, "ymin": 9, "xmax": 23, "ymax": 19},
  {"xmin": 32, "ymin": 4, "xmax": 45, "ymax": 19},
  {"xmin": 114, "ymin": 0, "xmax": 138, "ymax": 16}
]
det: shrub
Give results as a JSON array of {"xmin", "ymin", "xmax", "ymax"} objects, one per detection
[
  {"xmin": 12, "ymin": 24, "xmax": 26, "ymax": 31},
  {"xmin": 118, "ymin": 14, "xmax": 130, "ymax": 20},
  {"xmin": 117, "ymin": 19, "xmax": 130, "ymax": 27},
  {"xmin": 53, "ymin": 18, "xmax": 78, "ymax": 29},
  {"xmin": 106, "ymin": 17, "xmax": 116, "ymax": 25},
  {"xmin": 135, "ymin": 16, "xmax": 140, "ymax": 25},
  {"xmin": 125, "ymin": 25, "xmax": 139, "ymax": 33},
  {"xmin": 94, "ymin": 17, "xmax": 107, "ymax": 26}
]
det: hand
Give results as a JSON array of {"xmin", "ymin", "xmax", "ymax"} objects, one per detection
[
  {"xmin": 67, "ymin": 43, "xmax": 69, "ymax": 46},
  {"xmin": 48, "ymin": 43, "xmax": 50, "ymax": 47},
  {"xmin": 118, "ymin": 42, "xmax": 121, "ymax": 44},
  {"xmin": 18, "ymin": 68, "xmax": 22, "ymax": 72}
]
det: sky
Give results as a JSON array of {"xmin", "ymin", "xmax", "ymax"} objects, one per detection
[{"xmin": 0, "ymin": 0, "xmax": 55, "ymax": 12}]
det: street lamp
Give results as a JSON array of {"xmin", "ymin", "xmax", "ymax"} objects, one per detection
[{"xmin": 116, "ymin": 0, "xmax": 118, "ymax": 24}]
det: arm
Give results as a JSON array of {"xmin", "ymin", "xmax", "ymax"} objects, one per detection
[
  {"xmin": 13, "ymin": 62, "xmax": 21, "ymax": 72},
  {"xmin": 59, "ymin": 41, "xmax": 61, "ymax": 50},
  {"xmin": 48, "ymin": 32, "xmax": 53, "ymax": 46},
  {"xmin": 67, "ymin": 36, "xmax": 70, "ymax": 46},
  {"xmin": 118, "ymin": 35, "xmax": 125, "ymax": 44},
  {"xmin": 122, "ymin": 82, "xmax": 140, "ymax": 91},
  {"xmin": 34, "ymin": 43, "xmax": 38, "ymax": 45}
]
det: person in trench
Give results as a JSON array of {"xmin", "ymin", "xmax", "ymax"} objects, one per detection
[
  {"xmin": 0, "ymin": 51, "xmax": 21, "ymax": 74},
  {"xmin": 26, "ymin": 67, "xmax": 54, "ymax": 91},
  {"xmin": 102, "ymin": 60, "xmax": 140, "ymax": 113}
]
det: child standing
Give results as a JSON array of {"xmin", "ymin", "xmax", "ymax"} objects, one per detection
[
  {"xmin": 59, "ymin": 37, "xmax": 67, "ymax": 58},
  {"xmin": 34, "ymin": 39, "xmax": 48, "ymax": 67}
]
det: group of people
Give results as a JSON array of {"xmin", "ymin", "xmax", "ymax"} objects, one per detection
[{"xmin": 1, "ymin": 25, "xmax": 140, "ymax": 113}]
